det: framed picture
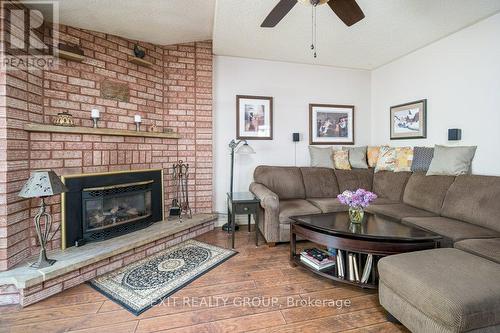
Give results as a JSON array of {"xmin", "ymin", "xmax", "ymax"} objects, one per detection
[
  {"xmin": 236, "ymin": 95, "xmax": 273, "ymax": 140},
  {"xmin": 309, "ymin": 104, "xmax": 354, "ymax": 145},
  {"xmin": 390, "ymin": 99, "xmax": 427, "ymax": 139}
]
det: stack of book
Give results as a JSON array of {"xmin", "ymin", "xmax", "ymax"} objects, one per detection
[{"xmin": 300, "ymin": 248, "xmax": 335, "ymax": 271}]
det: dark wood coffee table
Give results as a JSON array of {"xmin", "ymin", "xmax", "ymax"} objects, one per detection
[{"xmin": 290, "ymin": 211, "xmax": 442, "ymax": 289}]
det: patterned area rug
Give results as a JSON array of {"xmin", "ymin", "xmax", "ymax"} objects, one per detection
[{"xmin": 89, "ymin": 239, "xmax": 237, "ymax": 315}]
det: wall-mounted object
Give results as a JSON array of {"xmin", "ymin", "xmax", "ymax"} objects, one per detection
[
  {"xmin": 390, "ymin": 99, "xmax": 427, "ymax": 140},
  {"xmin": 57, "ymin": 43, "xmax": 85, "ymax": 62},
  {"xmin": 25, "ymin": 123, "xmax": 181, "ymax": 139},
  {"xmin": 293, "ymin": 133, "xmax": 300, "ymax": 142},
  {"xmin": 309, "ymin": 104, "xmax": 354, "ymax": 145},
  {"xmin": 133, "ymin": 45, "xmax": 146, "ymax": 59},
  {"xmin": 128, "ymin": 56, "xmax": 153, "ymax": 67},
  {"xmin": 91, "ymin": 109, "xmax": 100, "ymax": 128},
  {"xmin": 448, "ymin": 128, "xmax": 462, "ymax": 141},
  {"xmin": 101, "ymin": 79, "xmax": 130, "ymax": 102},
  {"xmin": 53, "ymin": 111, "xmax": 75, "ymax": 127},
  {"xmin": 236, "ymin": 95, "xmax": 273, "ymax": 140}
]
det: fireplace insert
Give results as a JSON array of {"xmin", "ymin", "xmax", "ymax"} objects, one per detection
[{"xmin": 62, "ymin": 169, "xmax": 163, "ymax": 249}]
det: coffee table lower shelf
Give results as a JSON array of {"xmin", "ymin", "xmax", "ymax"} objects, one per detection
[{"xmin": 290, "ymin": 254, "xmax": 377, "ymax": 289}]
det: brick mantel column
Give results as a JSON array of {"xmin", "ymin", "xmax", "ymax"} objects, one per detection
[{"xmin": 0, "ymin": 22, "xmax": 214, "ymax": 271}]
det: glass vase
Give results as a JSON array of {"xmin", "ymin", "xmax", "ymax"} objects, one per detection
[{"xmin": 349, "ymin": 206, "xmax": 364, "ymax": 224}]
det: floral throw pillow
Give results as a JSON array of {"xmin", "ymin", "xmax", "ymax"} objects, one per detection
[
  {"xmin": 375, "ymin": 146, "xmax": 396, "ymax": 172},
  {"xmin": 367, "ymin": 146, "xmax": 386, "ymax": 168},
  {"xmin": 333, "ymin": 150, "xmax": 351, "ymax": 170},
  {"xmin": 394, "ymin": 147, "xmax": 414, "ymax": 172}
]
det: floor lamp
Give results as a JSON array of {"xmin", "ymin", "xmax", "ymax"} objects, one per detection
[{"xmin": 222, "ymin": 139, "xmax": 255, "ymax": 232}]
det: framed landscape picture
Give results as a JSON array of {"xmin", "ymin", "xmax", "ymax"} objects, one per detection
[
  {"xmin": 309, "ymin": 104, "xmax": 354, "ymax": 145},
  {"xmin": 236, "ymin": 95, "xmax": 273, "ymax": 140},
  {"xmin": 390, "ymin": 99, "xmax": 427, "ymax": 139}
]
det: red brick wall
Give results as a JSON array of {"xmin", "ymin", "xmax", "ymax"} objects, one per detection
[{"xmin": 0, "ymin": 21, "xmax": 213, "ymax": 270}]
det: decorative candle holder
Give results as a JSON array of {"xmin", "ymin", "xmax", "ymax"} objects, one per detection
[
  {"xmin": 134, "ymin": 115, "xmax": 142, "ymax": 132},
  {"xmin": 91, "ymin": 109, "xmax": 100, "ymax": 128}
]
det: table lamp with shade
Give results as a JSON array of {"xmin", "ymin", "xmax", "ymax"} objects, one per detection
[
  {"xmin": 222, "ymin": 139, "xmax": 256, "ymax": 232},
  {"xmin": 18, "ymin": 170, "xmax": 68, "ymax": 268}
]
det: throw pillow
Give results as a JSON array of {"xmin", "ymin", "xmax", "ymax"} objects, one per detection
[
  {"xmin": 309, "ymin": 146, "xmax": 333, "ymax": 168},
  {"xmin": 394, "ymin": 147, "xmax": 414, "ymax": 172},
  {"xmin": 375, "ymin": 146, "xmax": 397, "ymax": 172},
  {"xmin": 426, "ymin": 145, "xmax": 477, "ymax": 176},
  {"xmin": 343, "ymin": 146, "xmax": 368, "ymax": 169},
  {"xmin": 367, "ymin": 146, "xmax": 384, "ymax": 168},
  {"xmin": 333, "ymin": 150, "xmax": 351, "ymax": 170},
  {"xmin": 411, "ymin": 147, "xmax": 434, "ymax": 172}
]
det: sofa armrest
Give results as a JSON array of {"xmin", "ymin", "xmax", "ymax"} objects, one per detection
[
  {"xmin": 250, "ymin": 182, "xmax": 280, "ymax": 243},
  {"xmin": 250, "ymin": 182, "xmax": 279, "ymax": 211}
]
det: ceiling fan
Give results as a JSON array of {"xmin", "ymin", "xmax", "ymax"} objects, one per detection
[{"xmin": 261, "ymin": 0, "xmax": 365, "ymax": 28}]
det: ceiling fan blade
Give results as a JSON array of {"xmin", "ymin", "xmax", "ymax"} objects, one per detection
[
  {"xmin": 327, "ymin": 0, "xmax": 365, "ymax": 26},
  {"xmin": 261, "ymin": 0, "xmax": 298, "ymax": 28}
]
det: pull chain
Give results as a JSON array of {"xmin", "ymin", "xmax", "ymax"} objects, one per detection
[
  {"xmin": 310, "ymin": 3, "xmax": 318, "ymax": 58},
  {"xmin": 314, "ymin": 4, "xmax": 317, "ymax": 58}
]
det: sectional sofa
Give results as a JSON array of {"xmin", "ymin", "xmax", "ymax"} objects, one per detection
[{"xmin": 249, "ymin": 165, "xmax": 500, "ymax": 333}]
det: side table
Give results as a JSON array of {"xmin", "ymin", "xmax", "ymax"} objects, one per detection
[{"xmin": 227, "ymin": 192, "xmax": 261, "ymax": 248}]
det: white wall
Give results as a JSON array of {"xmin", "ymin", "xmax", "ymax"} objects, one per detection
[
  {"xmin": 371, "ymin": 13, "xmax": 500, "ymax": 176},
  {"xmin": 214, "ymin": 56, "xmax": 371, "ymax": 213}
]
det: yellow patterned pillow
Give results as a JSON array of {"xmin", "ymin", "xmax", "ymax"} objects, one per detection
[
  {"xmin": 395, "ymin": 147, "xmax": 414, "ymax": 172},
  {"xmin": 333, "ymin": 150, "xmax": 351, "ymax": 170},
  {"xmin": 367, "ymin": 146, "xmax": 387, "ymax": 167},
  {"xmin": 375, "ymin": 146, "xmax": 396, "ymax": 172}
]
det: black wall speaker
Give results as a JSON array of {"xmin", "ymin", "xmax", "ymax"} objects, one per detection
[
  {"xmin": 292, "ymin": 133, "xmax": 300, "ymax": 142},
  {"xmin": 448, "ymin": 128, "xmax": 462, "ymax": 141}
]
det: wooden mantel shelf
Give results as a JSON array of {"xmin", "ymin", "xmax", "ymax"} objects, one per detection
[{"xmin": 24, "ymin": 123, "xmax": 181, "ymax": 139}]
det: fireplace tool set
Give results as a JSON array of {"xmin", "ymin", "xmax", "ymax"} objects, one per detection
[{"xmin": 169, "ymin": 160, "xmax": 192, "ymax": 221}]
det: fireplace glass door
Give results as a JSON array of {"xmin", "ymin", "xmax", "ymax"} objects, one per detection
[{"xmin": 82, "ymin": 181, "xmax": 153, "ymax": 233}]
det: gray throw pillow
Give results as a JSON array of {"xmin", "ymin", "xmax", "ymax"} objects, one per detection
[
  {"xmin": 411, "ymin": 147, "xmax": 434, "ymax": 172},
  {"xmin": 426, "ymin": 145, "xmax": 477, "ymax": 176},
  {"xmin": 309, "ymin": 146, "xmax": 333, "ymax": 168},
  {"xmin": 343, "ymin": 146, "xmax": 368, "ymax": 169}
]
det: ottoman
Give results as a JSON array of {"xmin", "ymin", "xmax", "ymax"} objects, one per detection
[{"xmin": 378, "ymin": 248, "xmax": 500, "ymax": 333}]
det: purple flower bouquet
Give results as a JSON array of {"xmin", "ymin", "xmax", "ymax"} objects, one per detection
[{"xmin": 337, "ymin": 189, "xmax": 377, "ymax": 223}]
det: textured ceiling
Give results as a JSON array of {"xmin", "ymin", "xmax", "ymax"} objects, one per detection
[
  {"xmin": 27, "ymin": 0, "xmax": 216, "ymax": 45},
  {"xmin": 25, "ymin": 0, "xmax": 500, "ymax": 69},
  {"xmin": 213, "ymin": 0, "xmax": 500, "ymax": 69}
]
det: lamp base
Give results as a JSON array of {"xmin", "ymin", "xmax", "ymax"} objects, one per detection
[
  {"xmin": 30, "ymin": 258, "xmax": 56, "ymax": 269},
  {"xmin": 30, "ymin": 248, "xmax": 56, "ymax": 269},
  {"xmin": 222, "ymin": 223, "xmax": 239, "ymax": 232}
]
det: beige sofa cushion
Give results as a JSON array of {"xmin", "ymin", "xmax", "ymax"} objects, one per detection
[
  {"xmin": 307, "ymin": 198, "xmax": 347, "ymax": 213},
  {"xmin": 372, "ymin": 171, "xmax": 411, "ymax": 202},
  {"xmin": 300, "ymin": 167, "xmax": 340, "ymax": 198},
  {"xmin": 403, "ymin": 217, "xmax": 500, "ymax": 242},
  {"xmin": 454, "ymin": 238, "xmax": 500, "ymax": 264},
  {"xmin": 334, "ymin": 168, "xmax": 373, "ymax": 192},
  {"xmin": 442, "ymin": 175, "xmax": 500, "ymax": 233},
  {"xmin": 366, "ymin": 203, "xmax": 437, "ymax": 221},
  {"xmin": 378, "ymin": 248, "xmax": 500, "ymax": 332},
  {"xmin": 278, "ymin": 199, "xmax": 321, "ymax": 224},
  {"xmin": 253, "ymin": 166, "xmax": 305, "ymax": 200},
  {"xmin": 403, "ymin": 172, "xmax": 455, "ymax": 214}
]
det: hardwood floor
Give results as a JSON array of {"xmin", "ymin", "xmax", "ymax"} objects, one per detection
[{"xmin": 0, "ymin": 226, "xmax": 409, "ymax": 333}]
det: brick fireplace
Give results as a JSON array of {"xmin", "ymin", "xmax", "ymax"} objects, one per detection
[{"xmin": 0, "ymin": 15, "xmax": 214, "ymax": 271}]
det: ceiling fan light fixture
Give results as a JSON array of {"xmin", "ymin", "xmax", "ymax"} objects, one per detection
[{"xmin": 297, "ymin": 0, "xmax": 329, "ymax": 6}]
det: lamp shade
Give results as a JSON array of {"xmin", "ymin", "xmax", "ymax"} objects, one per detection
[
  {"xmin": 18, "ymin": 170, "xmax": 68, "ymax": 198},
  {"xmin": 236, "ymin": 143, "xmax": 255, "ymax": 155}
]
